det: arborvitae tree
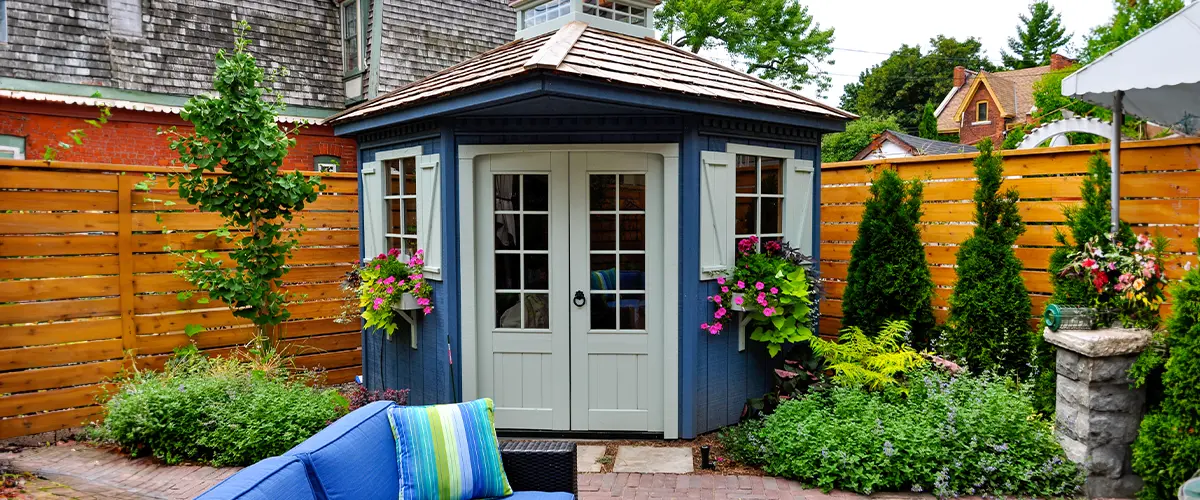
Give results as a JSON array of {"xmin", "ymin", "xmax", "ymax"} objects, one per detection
[
  {"xmin": 943, "ymin": 140, "xmax": 1032, "ymax": 374},
  {"xmin": 1031, "ymin": 153, "xmax": 1135, "ymax": 413},
  {"xmin": 918, "ymin": 102, "xmax": 938, "ymax": 140},
  {"xmin": 1132, "ymin": 239, "xmax": 1200, "ymax": 500},
  {"xmin": 1002, "ymin": 1, "xmax": 1071, "ymax": 70},
  {"xmin": 842, "ymin": 168, "xmax": 936, "ymax": 346}
]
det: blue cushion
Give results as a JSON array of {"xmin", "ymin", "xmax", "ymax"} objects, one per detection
[
  {"xmin": 285, "ymin": 401, "xmax": 399, "ymax": 500},
  {"xmin": 195, "ymin": 456, "xmax": 320, "ymax": 500},
  {"xmin": 387, "ymin": 398, "xmax": 513, "ymax": 500},
  {"xmin": 509, "ymin": 492, "xmax": 575, "ymax": 500}
]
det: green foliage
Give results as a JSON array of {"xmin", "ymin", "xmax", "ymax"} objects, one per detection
[
  {"xmin": 1132, "ymin": 242, "xmax": 1200, "ymax": 500},
  {"xmin": 358, "ymin": 248, "xmax": 434, "ymax": 337},
  {"xmin": 1082, "ymin": 0, "xmax": 1184, "ymax": 64},
  {"xmin": 840, "ymin": 36, "xmax": 995, "ymax": 131},
  {"xmin": 1000, "ymin": 123, "xmax": 1030, "ymax": 150},
  {"xmin": 841, "ymin": 169, "xmax": 936, "ymax": 345},
  {"xmin": 943, "ymin": 140, "xmax": 1032, "ymax": 375},
  {"xmin": 93, "ymin": 351, "xmax": 349, "ymax": 466},
  {"xmin": 716, "ymin": 418, "xmax": 767, "ymax": 467},
  {"xmin": 755, "ymin": 369, "xmax": 1083, "ymax": 496},
  {"xmin": 166, "ymin": 22, "xmax": 324, "ymax": 349},
  {"xmin": 917, "ymin": 102, "xmax": 938, "ymax": 140},
  {"xmin": 810, "ymin": 320, "xmax": 927, "ymax": 392},
  {"xmin": 707, "ymin": 238, "xmax": 816, "ymax": 357},
  {"xmin": 1001, "ymin": 1, "xmax": 1070, "ymax": 70},
  {"xmin": 820, "ymin": 115, "xmax": 902, "ymax": 164},
  {"xmin": 656, "ymin": 0, "xmax": 835, "ymax": 93}
]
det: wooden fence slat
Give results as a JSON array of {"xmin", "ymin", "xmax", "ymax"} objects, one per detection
[
  {"xmin": 0, "ymin": 170, "xmax": 118, "ymax": 191},
  {"xmin": 0, "ymin": 191, "xmax": 119, "ymax": 212},
  {"xmin": 133, "ymin": 211, "xmax": 359, "ymax": 232},
  {"xmin": 0, "ymin": 319, "xmax": 122, "ymax": 349},
  {"xmin": 132, "ymin": 247, "xmax": 359, "ymax": 274},
  {"xmin": 0, "ymin": 406, "xmax": 104, "ymax": 439},
  {"xmin": 0, "ymin": 297, "xmax": 121, "ymax": 324},
  {"xmin": 132, "ymin": 192, "xmax": 360, "ymax": 212},
  {"xmin": 0, "ymin": 384, "xmax": 110, "ymax": 418},
  {"xmin": 133, "ymin": 299, "xmax": 354, "ymax": 335},
  {"xmin": 133, "ymin": 282, "xmax": 347, "ymax": 313},
  {"xmin": 0, "ymin": 213, "xmax": 120, "ymax": 234},
  {"xmin": 132, "ymin": 229, "xmax": 359, "ymax": 253},
  {"xmin": 118, "ymin": 176, "xmax": 137, "ymax": 370},
  {"xmin": 0, "ymin": 360, "xmax": 124, "ymax": 394},
  {"xmin": 0, "ymin": 276, "xmax": 120, "ymax": 302},
  {"xmin": 0, "ymin": 255, "xmax": 120, "ymax": 279},
  {"xmin": 0, "ymin": 339, "xmax": 125, "ymax": 372},
  {"xmin": 0, "ymin": 235, "xmax": 119, "ymax": 257}
]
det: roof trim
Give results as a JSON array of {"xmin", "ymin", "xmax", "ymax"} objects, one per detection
[
  {"xmin": 852, "ymin": 130, "xmax": 917, "ymax": 161},
  {"xmin": 951, "ymin": 74, "xmax": 1010, "ymax": 123},
  {"xmin": 524, "ymin": 21, "xmax": 588, "ymax": 69},
  {"xmin": 0, "ymin": 89, "xmax": 322, "ymax": 124}
]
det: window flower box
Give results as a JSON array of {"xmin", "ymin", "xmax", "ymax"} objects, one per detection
[{"xmin": 391, "ymin": 293, "xmax": 423, "ymax": 312}]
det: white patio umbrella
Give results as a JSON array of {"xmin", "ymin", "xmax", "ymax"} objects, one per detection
[{"xmin": 1061, "ymin": 0, "xmax": 1200, "ymax": 231}]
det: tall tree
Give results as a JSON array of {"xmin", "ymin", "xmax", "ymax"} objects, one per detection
[
  {"xmin": 918, "ymin": 102, "xmax": 939, "ymax": 139},
  {"xmin": 656, "ymin": 0, "xmax": 835, "ymax": 94},
  {"xmin": 841, "ymin": 36, "xmax": 995, "ymax": 132},
  {"xmin": 1001, "ymin": 1, "xmax": 1071, "ymax": 70},
  {"xmin": 1083, "ymin": 0, "xmax": 1184, "ymax": 63}
]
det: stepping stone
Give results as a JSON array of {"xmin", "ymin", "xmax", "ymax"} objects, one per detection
[
  {"xmin": 576, "ymin": 445, "xmax": 607, "ymax": 473},
  {"xmin": 613, "ymin": 446, "xmax": 693, "ymax": 474}
]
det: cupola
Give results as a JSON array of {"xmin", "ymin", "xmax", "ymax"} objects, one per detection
[{"xmin": 511, "ymin": 0, "xmax": 658, "ymax": 39}]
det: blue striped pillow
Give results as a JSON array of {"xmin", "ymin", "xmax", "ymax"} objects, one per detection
[{"xmin": 386, "ymin": 398, "xmax": 513, "ymax": 500}]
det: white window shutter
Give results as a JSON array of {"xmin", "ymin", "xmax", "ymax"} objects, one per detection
[
  {"xmin": 784, "ymin": 159, "xmax": 816, "ymax": 256},
  {"xmin": 360, "ymin": 160, "xmax": 386, "ymax": 262},
  {"xmin": 415, "ymin": 154, "xmax": 443, "ymax": 281},
  {"xmin": 699, "ymin": 151, "xmax": 736, "ymax": 279}
]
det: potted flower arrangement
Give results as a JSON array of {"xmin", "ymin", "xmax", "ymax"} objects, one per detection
[
  {"xmin": 356, "ymin": 248, "xmax": 434, "ymax": 337},
  {"xmin": 703, "ymin": 236, "xmax": 820, "ymax": 357},
  {"xmin": 1060, "ymin": 233, "xmax": 1169, "ymax": 330}
]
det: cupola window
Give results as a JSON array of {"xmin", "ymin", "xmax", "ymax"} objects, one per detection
[
  {"xmin": 583, "ymin": 0, "xmax": 648, "ymax": 27},
  {"xmin": 523, "ymin": 0, "xmax": 572, "ymax": 30}
]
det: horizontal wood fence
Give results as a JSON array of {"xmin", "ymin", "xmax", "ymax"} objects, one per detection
[
  {"xmin": 819, "ymin": 137, "xmax": 1200, "ymax": 335},
  {"xmin": 0, "ymin": 159, "xmax": 361, "ymax": 439}
]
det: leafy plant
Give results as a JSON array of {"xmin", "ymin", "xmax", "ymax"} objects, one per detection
[
  {"xmin": 841, "ymin": 168, "xmax": 937, "ymax": 346},
  {"xmin": 820, "ymin": 115, "xmax": 902, "ymax": 164},
  {"xmin": 756, "ymin": 369, "xmax": 1083, "ymax": 496},
  {"xmin": 164, "ymin": 21, "xmax": 324, "ymax": 350},
  {"xmin": 347, "ymin": 385, "xmax": 410, "ymax": 411},
  {"xmin": 41, "ymin": 92, "xmax": 111, "ymax": 161},
  {"xmin": 810, "ymin": 320, "xmax": 927, "ymax": 392},
  {"xmin": 745, "ymin": 343, "xmax": 828, "ymax": 417},
  {"xmin": 93, "ymin": 350, "xmax": 349, "ymax": 466},
  {"xmin": 717, "ymin": 418, "xmax": 767, "ymax": 467},
  {"xmin": 1060, "ymin": 233, "xmax": 1170, "ymax": 329},
  {"xmin": 1132, "ymin": 240, "xmax": 1200, "ymax": 500},
  {"xmin": 357, "ymin": 248, "xmax": 434, "ymax": 337},
  {"xmin": 942, "ymin": 139, "xmax": 1032, "ymax": 375}
]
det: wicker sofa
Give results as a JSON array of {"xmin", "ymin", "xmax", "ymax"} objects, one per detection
[{"xmin": 196, "ymin": 401, "xmax": 576, "ymax": 499}]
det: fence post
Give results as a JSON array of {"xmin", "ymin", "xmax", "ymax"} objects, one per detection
[{"xmin": 118, "ymin": 175, "xmax": 137, "ymax": 369}]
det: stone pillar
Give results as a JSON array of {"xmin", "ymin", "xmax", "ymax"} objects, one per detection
[{"xmin": 1044, "ymin": 327, "xmax": 1151, "ymax": 498}]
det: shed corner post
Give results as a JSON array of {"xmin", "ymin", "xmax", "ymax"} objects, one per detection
[{"xmin": 678, "ymin": 118, "xmax": 702, "ymax": 439}]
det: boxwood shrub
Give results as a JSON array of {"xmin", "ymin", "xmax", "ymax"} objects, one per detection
[
  {"xmin": 93, "ymin": 353, "xmax": 349, "ymax": 466},
  {"xmin": 751, "ymin": 369, "xmax": 1082, "ymax": 497}
]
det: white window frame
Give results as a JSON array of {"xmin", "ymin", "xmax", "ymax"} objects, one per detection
[
  {"xmin": 376, "ymin": 146, "xmax": 423, "ymax": 256},
  {"xmin": 726, "ymin": 143, "xmax": 795, "ymax": 252},
  {"xmin": 340, "ymin": 0, "xmax": 364, "ymax": 75},
  {"xmin": 582, "ymin": 0, "xmax": 649, "ymax": 27}
]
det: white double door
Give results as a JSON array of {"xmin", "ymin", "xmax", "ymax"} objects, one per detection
[{"xmin": 474, "ymin": 151, "xmax": 664, "ymax": 433}]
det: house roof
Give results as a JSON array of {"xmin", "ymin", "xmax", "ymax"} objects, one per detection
[
  {"xmin": 326, "ymin": 21, "xmax": 855, "ymax": 125},
  {"xmin": 935, "ymin": 65, "xmax": 1053, "ymax": 133},
  {"xmin": 852, "ymin": 130, "xmax": 978, "ymax": 161}
]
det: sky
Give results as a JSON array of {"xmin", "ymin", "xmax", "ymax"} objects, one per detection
[{"xmin": 726, "ymin": 1, "xmax": 1118, "ymax": 108}]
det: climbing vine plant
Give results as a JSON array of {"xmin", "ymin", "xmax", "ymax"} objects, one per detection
[{"xmin": 162, "ymin": 21, "xmax": 324, "ymax": 349}]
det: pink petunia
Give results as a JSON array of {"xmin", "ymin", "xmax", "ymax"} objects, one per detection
[
  {"xmin": 713, "ymin": 295, "xmax": 722, "ymax": 304},
  {"xmin": 721, "ymin": 286, "xmax": 729, "ymax": 293},
  {"xmin": 385, "ymin": 286, "xmax": 394, "ymax": 294},
  {"xmin": 373, "ymin": 297, "xmax": 384, "ymax": 310},
  {"xmin": 733, "ymin": 296, "xmax": 744, "ymax": 306},
  {"xmin": 417, "ymin": 297, "xmax": 431, "ymax": 306},
  {"xmin": 762, "ymin": 307, "xmax": 775, "ymax": 317},
  {"xmin": 736, "ymin": 280, "xmax": 745, "ymax": 289},
  {"xmin": 717, "ymin": 276, "xmax": 726, "ymax": 285},
  {"xmin": 716, "ymin": 307, "xmax": 727, "ymax": 318},
  {"xmin": 770, "ymin": 287, "xmax": 779, "ymax": 294},
  {"xmin": 755, "ymin": 282, "xmax": 764, "ymax": 290},
  {"xmin": 700, "ymin": 322, "xmax": 710, "ymax": 331},
  {"xmin": 423, "ymin": 306, "xmax": 433, "ymax": 315}
]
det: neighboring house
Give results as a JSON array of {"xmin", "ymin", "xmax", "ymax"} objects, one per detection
[
  {"xmin": 0, "ymin": 0, "xmax": 513, "ymax": 168},
  {"xmin": 853, "ymin": 130, "xmax": 978, "ymax": 160},
  {"xmin": 934, "ymin": 54, "xmax": 1075, "ymax": 146},
  {"xmin": 329, "ymin": 0, "xmax": 854, "ymax": 439}
]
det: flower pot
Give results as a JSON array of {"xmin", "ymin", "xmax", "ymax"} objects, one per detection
[
  {"xmin": 729, "ymin": 293, "xmax": 748, "ymax": 312},
  {"xmin": 391, "ymin": 293, "xmax": 422, "ymax": 312}
]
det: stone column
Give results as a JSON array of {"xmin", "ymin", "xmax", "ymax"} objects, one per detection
[{"xmin": 1044, "ymin": 327, "xmax": 1151, "ymax": 498}]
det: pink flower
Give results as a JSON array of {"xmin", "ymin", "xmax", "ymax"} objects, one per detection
[
  {"xmin": 717, "ymin": 276, "xmax": 726, "ymax": 285},
  {"xmin": 423, "ymin": 306, "xmax": 433, "ymax": 315},
  {"xmin": 721, "ymin": 286, "xmax": 729, "ymax": 293},
  {"xmin": 708, "ymin": 323, "xmax": 723, "ymax": 334},
  {"xmin": 385, "ymin": 286, "xmax": 394, "ymax": 294},
  {"xmin": 700, "ymin": 322, "xmax": 710, "ymax": 331},
  {"xmin": 373, "ymin": 297, "xmax": 384, "ymax": 310},
  {"xmin": 712, "ymin": 295, "xmax": 722, "ymax": 304},
  {"xmin": 715, "ymin": 307, "xmax": 727, "ymax": 319},
  {"xmin": 733, "ymin": 296, "xmax": 744, "ymax": 306},
  {"xmin": 1082, "ymin": 258, "xmax": 1097, "ymax": 270},
  {"xmin": 412, "ymin": 274, "xmax": 424, "ymax": 280},
  {"xmin": 770, "ymin": 287, "xmax": 779, "ymax": 294},
  {"xmin": 736, "ymin": 280, "xmax": 745, "ymax": 289},
  {"xmin": 755, "ymin": 282, "xmax": 764, "ymax": 290},
  {"xmin": 417, "ymin": 297, "xmax": 431, "ymax": 306},
  {"xmin": 762, "ymin": 307, "xmax": 775, "ymax": 317}
]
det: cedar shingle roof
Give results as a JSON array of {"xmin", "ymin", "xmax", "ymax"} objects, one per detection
[{"xmin": 327, "ymin": 21, "xmax": 854, "ymax": 125}]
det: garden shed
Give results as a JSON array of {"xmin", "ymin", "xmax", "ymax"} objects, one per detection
[{"xmin": 327, "ymin": 0, "xmax": 853, "ymax": 439}]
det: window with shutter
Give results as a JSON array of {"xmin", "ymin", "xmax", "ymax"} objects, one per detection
[
  {"xmin": 415, "ymin": 154, "xmax": 443, "ymax": 280},
  {"xmin": 699, "ymin": 151, "xmax": 735, "ymax": 279}
]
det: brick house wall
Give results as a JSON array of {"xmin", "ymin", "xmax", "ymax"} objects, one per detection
[
  {"xmin": 0, "ymin": 98, "xmax": 356, "ymax": 171},
  {"xmin": 957, "ymin": 89, "xmax": 1006, "ymax": 146}
]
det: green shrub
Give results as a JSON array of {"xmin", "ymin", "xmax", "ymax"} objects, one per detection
[
  {"xmin": 821, "ymin": 115, "xmax": 902, "ymax": 164},
  {"xmin": 841, "ymin": 168, "xmax": 937, "ymax": 346},
  {"xmin": 716, "ymin": 418, "xmax": 767, "ymax": 467},
  {"xmin": 810, "ymin": 320, "xmax": 926, "ymax": 392},
  {"xmin": 943, "ymin": 140, "xmax": 1032, "ymax": 375},
  {"xmin": 757, "ymin": 369, "xmax": 1082, "ymax": 496},
  {"xmin": 1132, "ymin": 240, "xmax": 1200, "ymax": 500},
  {"xmin": 94, "ymin": 352, "xmax": 348, "ymax": 466}
]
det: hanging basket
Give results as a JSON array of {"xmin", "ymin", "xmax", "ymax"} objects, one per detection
[{"xmin": 391, "ymin": 293, "xmax": 422, "ymax": 312}]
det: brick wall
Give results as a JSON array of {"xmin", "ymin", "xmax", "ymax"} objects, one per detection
[
  {"xmin": 0, "ymin": 99, "xmax": 356, "ymax": 171},
  {"xmin": 957, "ymin": 90, "xmax": 1006, "ymax": 146}
]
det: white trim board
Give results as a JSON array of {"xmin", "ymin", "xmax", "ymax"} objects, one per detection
[
  {"xmin": 458, "ymin": 143, "xmax": 681, "ymax": 439},
  {"xmin": 724, "ymin": 143, "xmax": 797, "ymax": 159}
]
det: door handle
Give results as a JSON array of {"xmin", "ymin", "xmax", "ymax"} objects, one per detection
[{"xmin": 573, "ymin": 290, "xmax": 586, "ymax": 307}]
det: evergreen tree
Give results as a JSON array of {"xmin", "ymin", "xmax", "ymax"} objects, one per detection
[
  {"xmin": 918, "ymin": 102, "xmax": 938, "ymax": 140},
  {"xmin": 1001, "ymin": 1, "xmax": 1070, "ymax": 70},
  {"xmin": 942, "ymin": 140, "xmax": 1032, "ymax": 374},
  {"xmin": 1132, "ymin": 240, "xmax": 1200, "ymax": 500},
  {"xmin": 841, "ymin": 168, "xmax": 936, "ymax": 346}
]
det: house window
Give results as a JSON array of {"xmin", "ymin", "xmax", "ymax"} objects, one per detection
[
  {"xmin": 341, "ymin": 0, "xmax": 363, "ymax": 74},
  {"xmin": 109, "ymin": 0, "xmax": 142, "ymax": 37},
  {"xmin": 314, "ymin": 155, "xmax": 340, "ymax": 172},
  {"xmin": 734, "ymin": 154, "xmax": 784, "ymax": 251},
  {"xmin": 0, "ymin": 135, "xmax": 25, "ymax": 159},
  {"xmin": 522, "ymin": 0, "xmax": 571, "ymax": 30},
  {"xmin": 384, "ymin": 156, "xmax": 418, "ymax": 255},
  {"xmin": 976, "ymin": 101, "xmax": 989, "ymax": 122},
  {"xmin": 583, "ymin": 0, "xmax": 648, "ymax": 27}
]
